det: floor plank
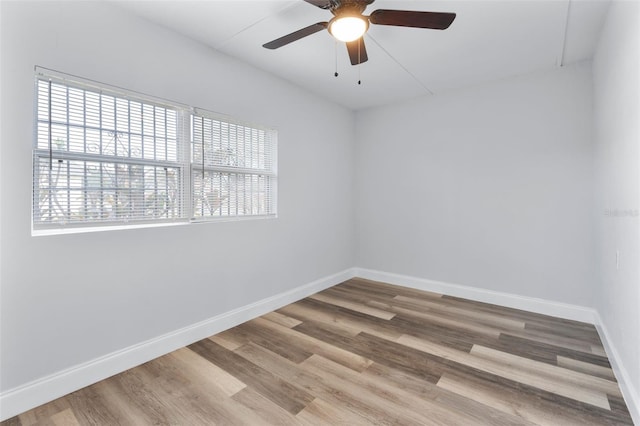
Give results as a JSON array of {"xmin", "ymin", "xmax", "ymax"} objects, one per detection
[
  {"xmin": 187, "ymin": 339, "xmax": 315, "ymax": 415},
  {"xmin": 557, "ymin": 356, "xmax": 617, "ymax": 381},
  {"xmin": 3, "ymin": 278, "xmax": 634, "ymax": 425}
]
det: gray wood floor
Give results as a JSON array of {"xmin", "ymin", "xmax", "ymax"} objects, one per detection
[{"xmin": 2, "ymin": 278, "xmax": 634, "ymax": 425}]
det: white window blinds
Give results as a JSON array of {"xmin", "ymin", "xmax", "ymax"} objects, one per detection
[
  {"xmin": 191, "ymin": 109, "xmax": 277, "ymax": 220},
  {"xmin": 32, "ymin": 69, "xmax": 277, "ymax": 233},
  {"xmin": 33, "ymin": 71, "xmax": 190, "ymax": 230}
]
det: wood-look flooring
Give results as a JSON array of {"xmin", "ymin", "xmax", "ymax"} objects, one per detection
[{"xmin": 2, "ymin": 278, "xmax": 634, "ymax": 425}]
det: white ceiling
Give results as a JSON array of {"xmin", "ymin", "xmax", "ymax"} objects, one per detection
[{"xmin": 115, "ymin": 0, "xmax": 611, "ymax": 110}]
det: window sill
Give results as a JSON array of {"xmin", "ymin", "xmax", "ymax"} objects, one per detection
[
  {"xmin": 31, "ymin": 221, "xmax": 189, "ymax": 237},
  {"xmin": 31, "ymin": 214, "xmax": 278, "ymax": 236},
  {"xmin": 190, "ymin": 214, "xmax": 278, "ymax": 224}
]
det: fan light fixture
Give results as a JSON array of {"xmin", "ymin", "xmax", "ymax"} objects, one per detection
[
  {"xmin": 329, "ymin": 16, "xmax": 368, "ymax": 42},
  {"xmin": 263, "ymin": 0, "xmax": 457, "ymax": 68}
]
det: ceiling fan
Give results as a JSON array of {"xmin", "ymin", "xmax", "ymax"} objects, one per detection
[{"xmin": 263, "ymin": 0, "xmax": 456, "ymax": 66}]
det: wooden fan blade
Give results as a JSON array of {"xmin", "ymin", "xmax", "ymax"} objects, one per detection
[
  {"xmin": 346, "ymin": 37, "xmax": 368, "ymax": 65},
  {"xmin": 263, "ymin": 22, "xmax": 328, "ymax": 49},
  {"xmin": 369, "ymin": 9, "xmax": 456, "ymax": 30},
  {"xmin": 303, "ymin": 0, "xmax": 333, "ymax": 9}
]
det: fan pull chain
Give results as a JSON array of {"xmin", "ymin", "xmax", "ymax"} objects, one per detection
[
  {"xmin": 334, "ymin": 41, "xmax": 339, "ymax": 77},
  {"xmin": 358, "ymin": 40, "xmax": 362, "ymax": 85}
]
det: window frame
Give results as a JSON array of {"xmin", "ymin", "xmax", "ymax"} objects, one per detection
[
  {"xmin": 190, "ymin": 108, "xmax": 278, "ymax": 222},
  {"xmin": 31, "ymin": 67, "xmax": 277, "ymax": 235}
]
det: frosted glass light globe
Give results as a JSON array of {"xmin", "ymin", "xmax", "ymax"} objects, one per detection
[{"xmin": 329, "ymin": 16, "xmax": 368, "ymax": 42}]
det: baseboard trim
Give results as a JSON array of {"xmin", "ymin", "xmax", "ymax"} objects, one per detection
[
  {"xmin": 354, "ymin": 268, "xmax": 597, "ymax": 323},
  {"xmin": 0, "ymin": 268, "xmax": 356, "ymax": 421},
  {"xmin": 593, "ymin": 312, "xmax": 640, "ymax": 425}
]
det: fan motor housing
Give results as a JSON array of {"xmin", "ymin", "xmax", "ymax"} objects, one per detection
[{"xmin": 329, "ymin": 0, "xmax": 374, "ymax": 16}]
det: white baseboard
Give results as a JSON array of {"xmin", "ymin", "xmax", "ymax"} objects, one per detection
[
  {"xmin": 0, "ymin": 268, "xmax": 356, "ymax": 421},
  {"xmin": 354, "ymin": 267, "xmax": 597, "ymax": 323},
  {"xmin": 593, "ymin": 312, "xmax": 640, "ymax": 425}
]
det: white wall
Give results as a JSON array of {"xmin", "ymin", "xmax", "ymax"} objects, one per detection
[
  {"xmin": 355, "ymin": 63, "xmax": 597, "ymax": 307},
  {"xmin": 592, "ymin": 0, "xmax": 640, "ymax": 414},
  {"xmin": 2, "ymin": 0, "xmax": 638, "ymax": 420},
  {"xmin": 0, "ymin": 1, "xmax": 355, "ymax": 392}
]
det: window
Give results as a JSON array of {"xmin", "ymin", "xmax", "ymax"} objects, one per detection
[
  {"xmin": 191, "ymin": 109, "xmax": 277, "ymax": 220},
  {"xmin": 32, "ymin": 68, "xmax": 277, "ymax": 234},
  {"xmin": 33, "ymin": 71, "xmax": 190, "ymax": 232}
]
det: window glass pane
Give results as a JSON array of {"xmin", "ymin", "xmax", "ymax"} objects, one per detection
[
  {"xmin": 33, "ymin": 76, "xmax": 186, "ymax": 230},
  {"xmin": 36, "ymin": 79, "xmax": 180, "ymax": 161},
  {"xmin": 191, "ymin": 112, "xmax": 276, "ymax": 220},
  {"xmin": 34, "ymin": 156, "xmax": 181, "ymax": 225},
  {"xmin": 192, "ymin": 171, "xmax": 273, "ymax": 218}
]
